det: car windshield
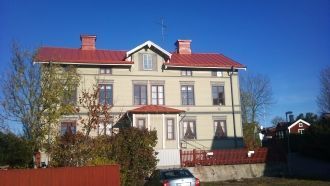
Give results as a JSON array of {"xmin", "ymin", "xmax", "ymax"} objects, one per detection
[{"xmin": 162, "ymin": 169, "xmax": 194, "ymax": 180}]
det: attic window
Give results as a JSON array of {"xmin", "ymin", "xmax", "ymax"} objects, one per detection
[
  {"xmin": 299, "ymin": 123, "xmax": 303, "ymax": 127},
  {"xmin": 212, "ymin": 71, "xmax": 223, "ymax": 77},
  {"xmin": 100, "ymin": 67, "xmax": 112, "ymax": 74},
  {"xmin": 143, "ymin": 54, "xmax": 153, "ymax": 70},
  {"xmin": 181, "ymin": 69, "xmax": 192, "ymax": 76}
]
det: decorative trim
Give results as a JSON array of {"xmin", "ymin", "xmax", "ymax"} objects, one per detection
[{"xmin": 126, "ymin": 40, "xmax": 171, "ymax": 58}]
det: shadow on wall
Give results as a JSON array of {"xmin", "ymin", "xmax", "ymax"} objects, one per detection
[
  {"xmin": 210, "ymin": 137, "xmax": 244, "ymax": 150},
  {"xmin": 113, "ymin": 114, "xmax": 131, "ymax": 129}
]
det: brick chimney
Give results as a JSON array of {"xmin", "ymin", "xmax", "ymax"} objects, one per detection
[
  {"xmin": 80, "ymin": 35, "xmax": 96, "ymax": 50},
  {"xmin": 176, "ymin": 40, "xmax": 192, "ymax": 54}
]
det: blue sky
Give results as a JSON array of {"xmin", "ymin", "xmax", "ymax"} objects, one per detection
[{"xmin": 1, "ymin": 0, "xmax": 329, "ymax": 129}]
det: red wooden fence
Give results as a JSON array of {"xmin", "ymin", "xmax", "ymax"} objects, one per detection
[
  {"xmin": 0, "ymin": 165, "xmax": 120, "ymax": 186},
  {"xmin": 180, "ymin": 147, "xmax": 285, "ymax": 167}
]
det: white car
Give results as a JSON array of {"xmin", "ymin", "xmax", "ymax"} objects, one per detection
[{"xmin": 145, "ymin": 168, "xmax": 200, "ymax": 186}]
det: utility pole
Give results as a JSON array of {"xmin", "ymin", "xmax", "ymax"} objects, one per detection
[{"xmin": 229, "ymin": 66, "xmax": 238, "ymax": 148}]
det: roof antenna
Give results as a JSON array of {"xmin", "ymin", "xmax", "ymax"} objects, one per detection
[{"xmin": 157, "ymin": 18, "xmax": 167, "ymax": 43}]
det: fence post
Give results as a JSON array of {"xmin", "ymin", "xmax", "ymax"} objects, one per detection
[
  {"xmin": 180, "ymin": 150, "xmax": 183, "ymax": 167},
  {"xmin": 193, "ymin": 149, "xmax": 196, "ymax": 166}
]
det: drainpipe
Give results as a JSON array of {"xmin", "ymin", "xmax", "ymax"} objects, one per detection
[{"xmin": 229, "ymin": 66, "xmax": 238, "ymax": 148}]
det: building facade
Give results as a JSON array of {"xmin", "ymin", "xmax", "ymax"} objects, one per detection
[{"xmin": 36, "ymin": 35, "xmax": 246, "ymax": 167}]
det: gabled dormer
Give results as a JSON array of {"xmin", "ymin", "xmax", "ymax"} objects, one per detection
[{"xmin": 126, "ymin": 41, "xmax": 171, "ymax": 72}]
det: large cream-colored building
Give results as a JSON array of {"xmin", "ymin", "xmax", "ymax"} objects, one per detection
[{"xmin": 36, "ymin": 35, "xmax": 246, "ymax": 167}]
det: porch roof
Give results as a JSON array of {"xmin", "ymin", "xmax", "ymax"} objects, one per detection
[{"xmin": 128, "ymin": 105, "xmax": 185, "ymax": 114}]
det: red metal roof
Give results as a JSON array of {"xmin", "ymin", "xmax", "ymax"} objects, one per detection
[
  {"xmin": 35, "ymin": 47, "xmax": 245, "ymax": 68},
  {"xmin": 129, "ymin": 105, "xmax": 185, "ymax": 114},
  {"xmin": 168, "ymin": 53, "xmax": 245, "ymax": 68},
  {"xmin": 35, "ymin": 47, "xmax": 133, "ymax": 64}
]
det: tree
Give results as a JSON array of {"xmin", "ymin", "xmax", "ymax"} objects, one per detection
[
  {"xmin": 78, "ymin": 86, "xmax": 113, "ymax": 136},
  {"xmin": 242, "ymin": 123, "xmax": 261, "ymax": 150},
  {"xmin": 0, "ymin": 132, "xmax": 33, "ymax": 168},
  {"xmin": 317, "ymin": 66, "xmax": 330, "ymax": 113},
  {"xmin": 50, "ymin": 132, "xmax": 93, "ymax": 167},
  {"xmin": 271, "ymin": 116, "xmax": 285, "ymax": 126},
  {"xmin": 295, "ymin": 112, "xmax": 318, "ymax": 124},
  {"xmin": 240, "ymin": 73, "xmax": 273, "ymax": 124},
  {"xmin": 110, "ymin": 127, "xmax": 157, "ymax": 186},
  {"xmin": 0, "ymin": 43, "xmax": 80, "ymax": 153}
]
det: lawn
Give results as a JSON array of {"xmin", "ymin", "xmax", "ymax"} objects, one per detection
[{"xmin": 201, "ymin": 177, "xmax": 330, "ymax": 186}]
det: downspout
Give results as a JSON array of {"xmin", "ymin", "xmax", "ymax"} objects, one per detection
[{"xmin": 229, "ymin": 66, "xmax": 238, "ymax": 148}]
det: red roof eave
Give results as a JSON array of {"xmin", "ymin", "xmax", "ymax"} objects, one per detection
[{"xmin": 129, "ymin": 105, "xmax": 185, "ymax": 114}]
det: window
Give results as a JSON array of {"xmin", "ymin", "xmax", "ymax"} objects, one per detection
[
  {"xmin": 99, "ymin": 84, "xmax": 113, "ymax": 105},
  {"xmin": 212, "ymin": 71, "xmax": 223, "ymax": 77},
  {"xmin": 181, "ymin": 69, "xmax": 192, "ymax": 76},
  {"xmin": 98, "ymin": 122, "xmax": 112, "ymax": 135},
  {"xmin": 166, "ymin": 119, "xmax": 175, "ymax": 140},
  {"xmin": 181, "ymin": 85, "xmax": 194, "ymax": 105},
  {"xmin": 298, "ymin": 129, "xmax": 304, "ymax": 134},
  {"xmin": 63, "ymin": 87, "xmax": 77, "ymax": 105},
  {"xmin": 100, "ymin": 67, "xmax": 112, "ymax": 74},
  {"xmin": 214, "ymin": 120, "xmax": 227, "ymax": 138},
  {"xmin": 60, "ymin": 122, "xmax": 76, "ymax": 135},
  {"xmin": 299, "ymin": 123, "xmax": 303, "ymax": 127},
  {"xmin": 151, "ymin": 85, "xmax": 164, "ymax": 105},
  {"xmin": 181, "ymin": 120, "xmax": 196, "ymax": 139},
  {"xmin": 134, "ymin": 85, "xmax": 147, "ymax": 105},
  {"xmin": 137, "ymin": 118, "xmax": 146, "ymax": 129},
  {"xmin": 212, "ymin": 85, "xmax": 225, "ymax": 105},
  {"xmin": 143, "ymin": 54, "xmax": 153, "ymax": 70}
]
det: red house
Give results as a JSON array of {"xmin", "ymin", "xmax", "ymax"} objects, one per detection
[
  {"xmin": 275, "ymin": 119, "xmax": 311, "ymax": 139},
  {"xmin": 287, "ymin": 119, "xmax": 310, "ymax": 134}
]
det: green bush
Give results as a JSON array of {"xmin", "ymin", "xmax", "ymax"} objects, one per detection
[
  {"xmin": 243, "ymin": 123, "xmax": 261, "ymax": 150},
  {"xmin": 109, "ymin": 127, "xmax": 158, "ymax": 186},
  {"xmin": 50, "ymin": 132, "xmax": 93, "ymax": 167},
  {"xmin": 0, "ymin": 132, "xmax": 33, "ymax": 168},
  {"xmin": 50, "ymin": 127, "xmax": 158, "ymax": 186}
]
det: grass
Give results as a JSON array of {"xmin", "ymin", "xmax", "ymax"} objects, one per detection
[{"xmin": 201, "ymin": 177, "xmax": 330, "ymax": 186}]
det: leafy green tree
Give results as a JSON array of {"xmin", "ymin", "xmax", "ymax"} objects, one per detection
[
  {"xmin": 242, "ymin": 123, "xmax": 261, "ymax": 150},
  {"xmin": 110, "ymin": 127, "xmax": 158, "ymax": 186},
  {"xmin": 1, "ymin": 43, "xmax": 80, "ymax": 154},
  {"xmin": 295, "ymin": 112, "xmax": 318, "ymax": 124},
  {"xmin": 0, "ymin": 132, "xmax": 33, "ymax": 168}
]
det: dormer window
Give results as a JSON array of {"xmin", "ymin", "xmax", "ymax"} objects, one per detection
[
  {"xmin": 143, "ymin": 54, "xmax": 153, "ymax": 70},
  {"xmin": 181, "ymin": 69, "xmax": 192, "ymax": 76},
  {"xmin": 212, "ymin": 71, "xmax": 223, "ymax": 77},
  {"xmin": 100, "ymin": 67, "xmax": 112, "ymax": 74}
]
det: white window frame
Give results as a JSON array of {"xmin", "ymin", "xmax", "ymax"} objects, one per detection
[
  {"xmin": 299, "ymin": 123, "xmax": 303, "ymax": 127},
  {"xmin": 298, "ymin": 129, "xmax": 304, "ymax": 134},
  {"xmin": 166, "ymin": 118, "xmax": 175, "ymax": 140},
  {"xmin": 181, "ymin": 85, "xmax": 195, "ymax": 105},
  {"xmin": 143, "ymin": 54, "xmax": 153, "ymax": 70},
  {"xmin": 151, "ymin": 85, "xmax": 164, "ymax": 105}
]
